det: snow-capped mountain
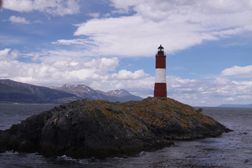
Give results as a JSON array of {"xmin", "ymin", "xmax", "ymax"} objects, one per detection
[
  {"xmin": 52, "ymin": 85, "xmax": 97, "ymax": 97},
  {"xmin": 105, "ymin": 89, "xmax": 131, "ymax": 97},
  {"xmin": 52, "ymin": 85, "xmax": 143, "ymax": 102}
]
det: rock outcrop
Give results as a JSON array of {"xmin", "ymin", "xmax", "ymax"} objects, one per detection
[{"xmin": 0, "ymin": 97, "xmax": 231, "ymax": 158}]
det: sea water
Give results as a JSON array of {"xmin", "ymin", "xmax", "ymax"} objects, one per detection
[{"xmin": 0, "ymin": 105, "xmax": 251, "ymax": 168}]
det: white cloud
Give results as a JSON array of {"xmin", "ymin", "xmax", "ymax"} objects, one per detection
[
  {"xmin": 9, "ymin": 16, "xmax": 30, "ymax": 24},
  {"xmin": 32, "ymin": 53, "xmax": 40, "ymax": 62},
  {"xmin": 3, "ymin": 0, "xmax": 80, "ymax": 16},
  {"xmin": 110, "ymin": 0, "xmax": 252, "ymax": 15},
  {"xmin": 52, "ymin": 39, "xmax": 91, "ymax": 46},
  {"xmin": 213, "ymin": 77, "xmax": 230, "ymax": 85},
  {"xmin": 88, "ymin": 12, "xmax": 100, "ymax": 18},
  {"xmin": 238, "ymin": 95, "xmax": 252, "ymax": 99},
  {"xmin": 72, "ymin": 15, "xmax": 218, "ymax": 56},
  {"xmin": 0, "ymin": 48, "xmax": 11, "ymax": 58},
  {"xmin": 0, "ymin": 50, "xmax": 120, "ymax": 86},
  {"xmin": 226, "ymin": 97, "xmax": 234, "ymax": 101},
  {"xmin": 165, "ymin": 75, "xmax": 252, "ymax": 106},
  {"xmin": 52, "ymin": 0, "xmax": 252, "ymax": 57},
  {"xmin": 112, "ymin": 69, "xmax": 150, "ymax": 79},
  {"xmin": 221, "ymin": 65, "xmax": 252, "ymax": 78},
  {"xmin": 0, "ymin": 48, "xmax": 20, "ymax": 60}
]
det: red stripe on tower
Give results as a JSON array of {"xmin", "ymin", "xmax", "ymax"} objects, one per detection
[{"xmin": 154, "ymin": 45, "xmax": 167, "ymax": 97}]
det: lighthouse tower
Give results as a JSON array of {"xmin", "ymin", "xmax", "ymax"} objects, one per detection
[{"xmin": 154, "ymin": 45, "xmax": 167, "ymax": 97}]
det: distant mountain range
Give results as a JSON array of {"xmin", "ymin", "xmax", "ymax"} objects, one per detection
[
  {"xmin": 218, "ymin": 104, "xmax": 252, "ymax": 108},
  {"xmin": 0, "ymin": 79, "xmax": 143, "ymax": 104},
  {"xmin": 51, "ymin": 84, "xmax": 143, "ymax": 103}
]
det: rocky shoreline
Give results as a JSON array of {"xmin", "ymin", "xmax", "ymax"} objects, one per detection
[{"xmin": 0, "ymin": 97, "xmax": 231, "ymax": 159}]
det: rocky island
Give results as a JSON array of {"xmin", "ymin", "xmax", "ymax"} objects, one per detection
[{"xmin": 0, "ymin": 97, "xmax": 231, "ymax": 159}]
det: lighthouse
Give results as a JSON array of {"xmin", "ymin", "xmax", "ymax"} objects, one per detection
[{"xmin": 154, "ymin": 45, "xmax": 167, "ymax": 97}]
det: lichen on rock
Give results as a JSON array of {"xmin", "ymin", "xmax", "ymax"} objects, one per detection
[{"xmin": 0, "ymin": 97, "xmax": 231, "ymax": 158}]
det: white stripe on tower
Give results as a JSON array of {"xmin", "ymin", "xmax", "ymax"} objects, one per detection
[{"xmin": 155, "ymin": 69, "xmax": 166, "ymax": 83}]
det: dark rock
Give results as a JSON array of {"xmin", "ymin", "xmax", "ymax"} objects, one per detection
[
  {"xmin": 196, "ymin": 108, "xmax": 203, "ymax": 113},
  {"xmin": 0, "ymin": 97, "xmax": 231, "ymax": 159}
]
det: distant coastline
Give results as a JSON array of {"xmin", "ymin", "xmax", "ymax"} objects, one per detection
[
  {"xmin": 0, "ymin": 102, "xmax": 59, "ymax": 105},
  {"xmin": 0, "ymin": 101, "xmax": 21, "ymax": 104},
  {"xmin": 218, "ymin": 104, "xmax": 252, "ymax": 108}
]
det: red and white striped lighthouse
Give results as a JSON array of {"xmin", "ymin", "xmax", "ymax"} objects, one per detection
[{"xmin": 154, "ymin": 45, "xmax": 167, "ymax": 97}]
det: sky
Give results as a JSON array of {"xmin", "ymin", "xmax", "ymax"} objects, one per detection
[{"xmin": 0, "ymin": 0, "xmax": 252, "ymax": 106}]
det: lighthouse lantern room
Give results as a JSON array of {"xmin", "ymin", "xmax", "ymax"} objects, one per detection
[{"xmin": 154, "ymin": 45, "xmax": 167, "ymax": 97}]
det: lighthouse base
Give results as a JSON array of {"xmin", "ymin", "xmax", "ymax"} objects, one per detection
[{"xmin": 154, "ymin": 83, "xmax": 167, "ymax": 97}]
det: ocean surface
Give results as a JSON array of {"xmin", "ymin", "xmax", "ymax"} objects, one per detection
[{"xmin": 0, "ymin": 104, "xmax": 251, "ymax": 168}]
